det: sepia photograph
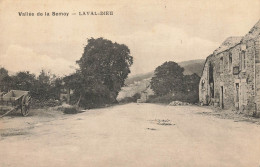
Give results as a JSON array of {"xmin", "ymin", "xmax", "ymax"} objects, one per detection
[{"xmin": 0, "ymin": 0, "xmax": 260, "ymax": 166}]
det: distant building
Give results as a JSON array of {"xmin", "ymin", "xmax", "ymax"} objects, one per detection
[
  {"xmin": 137, "ymin": 90, "xmax": 149, "ymax": 103},
  {"xmin": 137, "ymin": 83, "xmax": 154, "ymax": 103},
  {"xmin": 60, "ymin": 88, "xmax": 71, "ymax": 103},
  {"xmin": 199, "ymin": 20, "xmax": 260, "ymax": 115},
  {"xmin": 60, "ymin": 81, "xmax": 73, "ymax": 104}
]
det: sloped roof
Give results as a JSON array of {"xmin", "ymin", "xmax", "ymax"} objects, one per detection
[
  {"xmin": 242, "ymin": 19, "xmax": 260, "ymax": 42},
  {"xmin": 213, "ymin": 36, "xmax": 242, "ymax": 55}
]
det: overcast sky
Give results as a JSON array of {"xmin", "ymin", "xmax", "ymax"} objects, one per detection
[{"xmin": 0, "ymin": 0, "xmax": 259, "ymax": 76}]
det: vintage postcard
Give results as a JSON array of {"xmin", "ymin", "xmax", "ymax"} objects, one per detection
[{"xmin": 0, "ymin": 0, "xmax": 260, "ymax": 166}]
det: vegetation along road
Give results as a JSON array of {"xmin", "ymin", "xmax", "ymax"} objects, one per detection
[{"xmin": 0, "ymin": 103, "xmax": 260, "ymax": 167}]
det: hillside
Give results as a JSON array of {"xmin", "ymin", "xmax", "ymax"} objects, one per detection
[
  {"xmin": 118, "ymin": 59, "xmax": 205, "ymax": 101},
  {"xmin": 125, "ymin": 72, "xmax": 154, "ymax": 85},
  {"xmin": 125, "ymin": 59, "xmax": 205, "ymax": 85},
  {"xmin": 179, "ymin": 59, "xmax": 205, "ymax": 76}
]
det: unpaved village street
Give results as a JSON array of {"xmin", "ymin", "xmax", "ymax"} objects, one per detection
[{"xmin": 0, "ymin": 103, "xmax": 260, "ymax": 167}]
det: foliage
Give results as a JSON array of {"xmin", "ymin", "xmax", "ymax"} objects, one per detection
[
  {"xmin": 119, "ymin": 93, "xmax": 141, "ymax": 104},
  {"xmin": 70, "ymin": 37, "xmax": 133, "ymax": 108},
  {"xmin": 0, "ymin": 38, "xmax": 133, "ymax": 109},
  {"xmin": 0, "ymin": 68, "xmax": 8, "ymax": 81},
  {"xmin": 182, "ymin": 73, "xmax": 200, "ymax": 102},
  {"xmin": 63, "ymin": 107, "xmax": 78, "ymax": 114},
  {"xmin": 0, "ymin": 68, "xmax": 10, "ymax": 92},
  {"xmin": 150, "ymin": 61, "xmax": 184, "ymax": 96},
  {"xmin": 31, "ymin": 99, "xmax": 61, "ymax": 108},
  {"xmin": 0, "ymin": 68, "xmax": 62, "ymax": 108},
  {"xmin": 32, "ymin": 70, "xmax": 61, "ymax": 101},
  {"xmin": 149, "ymin": 61, "xmax": 200, "ymax": 104},
  {"xmin": 253, "ymin": 112, "xmax": 260, "ymax": 118},
  {"xmin": 182, "ymin": 73, "xmax": 200, "ymax": 92},
  {"xmin": 147, "ymin": 91, "xmax": 199, "ymax": 104},
  {"xmin": 13, "ymin": 71, "xmax": 37, "ymax": 91}
]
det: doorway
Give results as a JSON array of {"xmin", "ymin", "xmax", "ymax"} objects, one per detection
[
  {"xmin": 209, "ymin": 63, "xmax": 214, "ymax": 98},
  {"xmin": 235, "ymin": 83, "xmax": 239, "ymax": 110},
  {"xmin": 221, "ymin": 86, "xmax": 224, "ymax": 109}
]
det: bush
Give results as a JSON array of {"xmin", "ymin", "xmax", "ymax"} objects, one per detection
[
  {"xmin": 31, "ymin": 99, "xmax": 61, "ymax": 108},
  {"xmin": 63, "ymin": 107, "xmax": 78, "ymax": 114},
  {"xmin": 253, "ymin": 112, "xmax": 260, "ymax": 118},
  {"xmin": 119, "ymin": 93, "xmax": 141, "ymax": 104},
  {"xmin": 147, "ymin": 94, "xmax": 174, "ymax": 104},
  {"xmin": 119, "ymin": 97, "xmax": 136, "ymax": 103}
]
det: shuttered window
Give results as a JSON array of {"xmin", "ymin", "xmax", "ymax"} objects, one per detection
[
  {"xmin": 220, "ymin": 57, "xmax": 224, "ymax": 73},
  {"xmin": 229, "ymin": 53, "xmax": 232, "ymax": 73},
  {"xmin": 240, "ymin": 51, "xmax": 246, "ymax": 71}
]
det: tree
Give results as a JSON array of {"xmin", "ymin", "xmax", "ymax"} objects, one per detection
[
  {"xmin": 0, "ymin": 67, "xmax": 8, "ymax": 80},
  {"xmin": 150, "ymin": 61, "xmax": 184, "ymax": 96},
  {"xmin": 150, "ymin": 61, "xmax": 201, "ymax": 103},
  {"xmin": 63, "ymin": 72, "xmax": 83, "ymax": 105},
  {"xmin": 75, "ymin": 38, "xmax": 133, "ymax": 107},
  {"xmin": 33, "ymin": 70, "xmax": 60, "ymax": 100},
  {"xmin": 183, "ymin": 73, "xmax": 200, "ymax": 93},
  {"xmin": 0, "ymin": 67, "xmax": 9, "ymax": 91},
  {"xmin": 13, "ymin": 71, "xmax": 36, "ymax": 91},
  {"xmin": 182, "ymin": 73, "xmax": 201, "ymax": 103}
]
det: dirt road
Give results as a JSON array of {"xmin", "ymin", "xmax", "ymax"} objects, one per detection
[{"xmin": 0, "ymin": 103, "xmax": 260, "ymax": 167}]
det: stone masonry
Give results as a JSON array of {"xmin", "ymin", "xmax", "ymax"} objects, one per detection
[{"xmin": 199, "ymin": 20, "xmax": 260, "ymax": 115}]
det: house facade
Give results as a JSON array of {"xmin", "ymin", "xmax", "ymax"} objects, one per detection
[{"xmin": 199, "ymin": 20, "xmax": 260, "ymax": 115}]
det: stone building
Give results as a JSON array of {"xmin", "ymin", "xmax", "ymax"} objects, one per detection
[
  {"xmin": 199, "ymin": 20, "xmax": 260, "ymax": 115},
  {"xmin": 137, "ymin": 84, "xmax": 154, "ymax": 103}
]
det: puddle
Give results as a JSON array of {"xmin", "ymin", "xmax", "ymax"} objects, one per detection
[{"xmin": 149, "ymin": 119, "xmax": 175, "ymax": 126}]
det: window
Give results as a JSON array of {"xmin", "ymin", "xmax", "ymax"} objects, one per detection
[
  {"xmin": 243, "ymin": 52, "xmax": 246, "ymax": 70},
  {"xmin": 229, "ymin": 52, "xmax": 232, "ymax": 72},
  {"xmin": 209, "ymin": 63, "xmax": 214, "ymax": 98},
  {"xmin": 201, "ymin": 80, "xmax": 205, "ymax": 89},
  {"xmin": 220, "ymin": 57, "xmax": 224, "ymax": 73},
  {"xmin": 240, "ymin": 51, "xmax": 246, "ymax": 71}
]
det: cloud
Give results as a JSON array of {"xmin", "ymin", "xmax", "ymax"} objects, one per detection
[
  {"xmin": 101, "ymin": 24, "xmax": 219, "ymax": 75},
  {"xmin": 0, "ymin": 0, "xmax": 259, "ymax": 77},
  {"xmin": 0, "ymin": 24, "xmax": 219, "ymax": 77},
  {"xmin": 0, "ymin": 45, "xmax": 77, "ymax": 76}
]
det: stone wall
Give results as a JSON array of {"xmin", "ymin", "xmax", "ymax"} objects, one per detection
[
  {"xmin": 199, "ymin": 59, "xmax": 209, "ymax": 105},
  {"xmin": 199, "ymin": 37, "xmax": 260, "ymax": 115},
  {"xmin": 255, "ymin": 36, "xmax": 260, "ymax": 114}
]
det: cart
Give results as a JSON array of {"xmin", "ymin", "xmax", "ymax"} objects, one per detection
[{"xmin": 0, "ymin": 90, "xmax": 31, "ymax": 117}]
